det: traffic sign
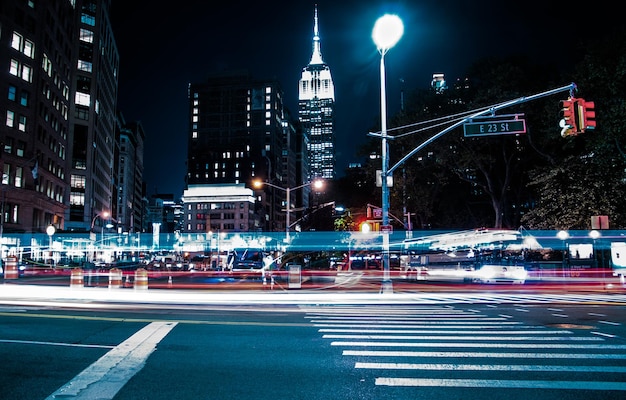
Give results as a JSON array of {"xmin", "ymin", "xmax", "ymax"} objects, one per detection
[
  {"xmin": 381, "ymin": 225, "xmax": 393, "ymax": 233},
  {"xmin": 463, "ymin": 119, "xmax": 526, "ymax": 137}
]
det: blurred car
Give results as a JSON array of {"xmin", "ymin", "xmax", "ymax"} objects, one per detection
[
  {"xmin": 227, "ymin": 248, "xmax": 265, "ymax": 273},
  {"xmin": 474, "ymin": 264, "xmax": 527, "ymax": 284}
]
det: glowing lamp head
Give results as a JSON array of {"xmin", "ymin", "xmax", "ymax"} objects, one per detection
[
  {"xmin": 312, "ymin": 179, "xmax": 324, "ymax": 190},
  {"xmin": 372, "ymin": 14, "xmax": 404, "ymax": 51}
]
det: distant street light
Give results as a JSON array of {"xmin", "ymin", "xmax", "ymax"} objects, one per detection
[
  {"xmin": 90, "ymin": 211, "xmax": 111, "ymax": 262},
  {"xmin": 253, "ymin": 179, "xmax": 324, "ymax": 243},
  {"xmin": 91, "ymin": 211, "xmax": 110, "ymax": 244},
  {"xmin": 557, "ymin": 230, "xmax": 570, "ymax": 278},
  {"xmin": 589, "ymin": 229, "xmax": 605, "ymax": 283},
  {"xmin": 46, "ymin": 224, "xmax": 56, "ymax": 266},
  {"xmin": 373, "ymin": 14, "xmax": 403, "ymax": 294}
]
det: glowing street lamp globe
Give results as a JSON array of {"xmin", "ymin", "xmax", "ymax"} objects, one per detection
[{"xmin": 372, "ymin": 14, "xmax": 404, "ymax": 52}]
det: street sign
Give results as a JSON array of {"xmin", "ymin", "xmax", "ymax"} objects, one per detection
[
  {"xmin": 373, "ymin": 208, "xmax": 382, "ymax": 219},
  {"xmin": 463, "ymin": 119, "xmax": 526, "ymax": 137},
  {"xmin": 381, "ymin": 225, "xmax": 393, "ymax": 233}
]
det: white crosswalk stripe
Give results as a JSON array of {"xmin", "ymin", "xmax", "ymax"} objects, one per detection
[{"xmin": 303, "ymin": 303, "xmax": 626, "ymax": 393}]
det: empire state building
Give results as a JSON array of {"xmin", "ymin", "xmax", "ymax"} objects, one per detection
[{"xmin": 298, "ymin": 6, "xmax": 336, "ymax": 180}]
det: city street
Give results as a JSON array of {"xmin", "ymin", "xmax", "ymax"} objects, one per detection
[{"xmin": 0, "ymin": 286, "xmax": 625, "ymax": 399}]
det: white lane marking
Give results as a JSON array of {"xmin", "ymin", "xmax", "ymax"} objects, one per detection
[
  {"xmin": 332, "ymin": 341, "xmax": 623, "ymax": 349},
  {"xmin": 592, "ymin": 331, "xmax": 617, "ymax": 338},
  {"xmin": 374, "ymin": 378, "xmax": 626, "ymax": 390},
  {"xmin": 324, "ymin": 335, "xmax": 600, "ymax": 341},
  {"xmin": 552, "ymin": 313, "xmax": 569, "ymax": 318},
  {"xmin": 310, "ymin": 319, "xmax": 514, "ymax": 325},
  {"xmin": 307, "ymin": 315, "xmax": 503, "ymax": 320},
  {"xmin": 46, "ymin": 321, "xmax": 177, "ymax": 400},
  {"xmin": 343, "ymin": 350, "xmax": 626, "ymax": 359},
  {"xmin": 313, "ymin": 322, "xmax": 524, "ymax": 328},
  {"xmin": 0, "ymin": 339, "xmax": 114, "ymax": 349},
  {"xmin": 355, "ymin": 362, "xmax": 626, "ymax": 373},
  {"xmin": 319, "ymin": 329, "xmax": 569, "ymax": 334},
  {"xmin": 302, "ymin": 308, "xmax": 466, "ymax": 315},
  {"xmin": 589, "ymin": 313, "xmax": 606, "ymax": 317},
  {"xmin": 599, "ymin": 320, "xmax": 621, "ymax": 326}
]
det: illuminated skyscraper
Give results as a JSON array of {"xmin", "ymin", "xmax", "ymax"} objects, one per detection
[{"xmin": 298, "ymin": 6, "xmax": 335, "ymax": 181}]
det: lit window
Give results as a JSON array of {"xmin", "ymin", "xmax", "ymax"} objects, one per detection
[
  {"xmin": 77, "ymin": 60, "xmax": 92, "ymax": 72},
  {"xmin": 11, "ymin": 32, "xmax": 22, "ymax": 51},
  {"xmin": 20, "ymin": 91, "xmax": 29, "ymax": 106},
  {"xmin": 15, "ymin": 167, "xmax": 23, "ymax": 188},
  {"xmin": 9, "ymin": 59, "xmax": 19, "ymax": 76},
  {"xmin": 21, "ymin": 64, "xmax": 32, "ymax": 82},
  {"xmin": 18, "ymin": 115, "xmax": 26, "ymax": 132},
  {"xmin": 6, "ymin": 110, "xmax": 15, "ymax": 127},
  {"xmin": 79, "ymin": 28, "xmax": 94, "ymax": 43},
  {"xmin": 2, "ymin": 164, "xmax": 9, "ymax": 184},
  {"xmin": 75, "ymin": 92, "xmax": 90, "ymax": 106},
  {"xmin": 16, "ymin": 141, "xmax": 24, "ymax": 157},
  {"xmin": 8, "ymin": 86, "xmax": 16, "ymax": 101},
  {"xmin": 42, "ymin": 54, "xmax": 52, "ymax": 76},
  {"xmin": 81, "ymin": 14, "xmax": 95, "ymax": 26},
  {"xmin": 70, "ymin": 191, "xmax": 85, "ymax": 206},
  {"xmin": 23, "ymin": 39, "xmax": 34, "ymax": 58}
]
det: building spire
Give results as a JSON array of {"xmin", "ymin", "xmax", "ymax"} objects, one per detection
[{"xmin": 310, "ymin": 5, "xmax": 324, "ymax": 65}]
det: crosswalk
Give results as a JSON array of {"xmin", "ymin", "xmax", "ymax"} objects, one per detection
[
  {"xmin": 390, "ymin": 292, "xmax": 626, "ymax": 304},
  {"xmin": 302, "ymin": 304, "xmax": 626, "ymax": 394}
]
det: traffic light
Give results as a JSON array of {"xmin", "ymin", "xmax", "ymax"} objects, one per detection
[
  {"xmin": 359, "ymin": 221, "xmax": 371, "ymax": 233},
  {"xmin": 559, "ymin": 98, "xmax": 578, "ymax": 137},
  {"xmin": 577, "ymin": 99, "xmax": 596, "ymax": 132}
]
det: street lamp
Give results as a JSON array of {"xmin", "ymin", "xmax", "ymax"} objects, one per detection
[
  {"xmin": 90, "ymin": 211, "xmax": 110, "ymax": 262},
  {"xmin": 253, "ymin": 179, "xmax": 324, "ymax": 243},
  {"xmin": 589, "ymin": 229, "xmax": 605, "ymax": 286},
  {"xmin": 557, "ymin": 230, "xmax": 570, "ymax": 278},
  {"xmin": 373, "ymin": 14, "xmax": 403, "ymax": 293},
  {"xmin": 46, "ymin": 224, "xmax": 56, "ymax": 266},
  {"xmin": 91, "ymin": 211, "xmax": 110, "ymax": 243}
]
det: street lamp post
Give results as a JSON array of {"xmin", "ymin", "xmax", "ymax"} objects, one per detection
[
  {"xmin": 46, "ymin": 224, "xmax": 56, "ymax": 266},
  {"xmin": 373, "ymin": 14, "xmax": 403, "ymax": 293},
  {"xmin": 90, "ymin": 211, "xmax": 109, "ymax": 261},
  {"xmin": 557, "ymin": 230, "xmax": 570, "ymax": 279},
  {"xmin": 589, "ymin": 229, "xmax": 606, "ymax": 287},
  {"xmin": 253, "ymin": 179, "xmax": 324, "ymax": 243}
]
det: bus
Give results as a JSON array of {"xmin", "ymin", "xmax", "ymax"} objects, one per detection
[{"xmin": 399, "ymin": 229, "xmax": 528, "ymax": 284}]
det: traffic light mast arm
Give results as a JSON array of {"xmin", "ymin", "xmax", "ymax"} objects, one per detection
[{"xmin": 387, "ymin": 83, "xmax": 577, "ymax": 175}]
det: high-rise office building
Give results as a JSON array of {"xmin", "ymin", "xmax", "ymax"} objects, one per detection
[
  {"xmin": 1, "ymin": 0, "xmax": 143, "ymax": 237},
  {"xmin": 65, "ymin": 0, "xmax": 119, "ymax": 234},
  {"xmin": 0, "ymin": 0, "xmax": 77, "ymax": 233},
  {"xmin": 116, "ymin": 113, "xmax": 145, "ymax": 233},
  {"xmin": 185, "ymin": 71, "xmax": 297, "ymax": 233},
  {"xmin": 298, "ymin": 6, "xmax": 336, "ymax": 181}
]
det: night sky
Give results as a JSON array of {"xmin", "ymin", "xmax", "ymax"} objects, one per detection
[{"xmin": 110, "ymin": 0, "xmax": 616, "ymax": 198}]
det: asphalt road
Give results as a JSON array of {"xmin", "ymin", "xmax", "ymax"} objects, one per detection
[{"xmin": 1, "ymin": 288, "xmax": 625, "ymax": 400}]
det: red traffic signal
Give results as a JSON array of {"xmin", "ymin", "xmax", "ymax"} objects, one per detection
[
  {"xmin": 359, "ymin": 221, "xmax": 372, "ymax": 233},
  {"xmin": 578, "ymin": 99, "xmax": 596, "ymax": 131},
  {"xmin": 559, "ymin": 98, "xmax": 578, "ymax": 137}
]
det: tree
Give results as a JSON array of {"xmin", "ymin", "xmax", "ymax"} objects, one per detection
[{"xmin": 521, "ymin": 27, "xmax": 626, "ymax": 229}]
